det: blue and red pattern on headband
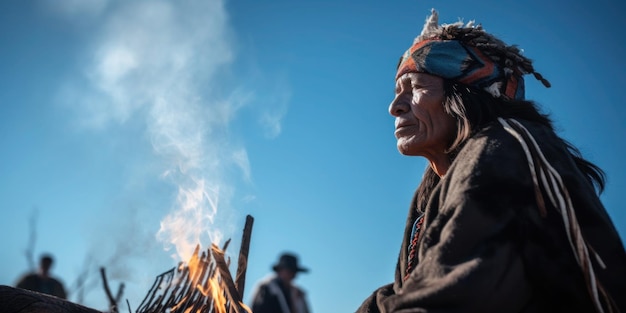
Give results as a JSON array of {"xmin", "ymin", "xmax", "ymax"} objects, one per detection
[{"xmin": 396, "ymin": 39, "xmax": 525, "ymax": 100}]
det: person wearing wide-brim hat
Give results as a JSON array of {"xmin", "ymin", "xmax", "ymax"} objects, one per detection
[{"xmin": 250, "ymin": 252, "xmax": 311, "ymax": 313}]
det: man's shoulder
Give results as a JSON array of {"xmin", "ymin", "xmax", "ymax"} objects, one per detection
[
  {"xmin": 49, "ymin": 277, "xmax": 65, "ymax": 287},
  {"xmin": 17, "ymin": 273, "xmax": 41, "ymax": 283},
  {"xmin": 256, "ymin": 275, "xmax": 278, "ymax": 286},
  {"xmin": 251, "ymin": 275, "xmax": 278, "ymax": 296},
  {"xmin": 458, "ymin": 120, "xmax": 561, "ymax": 172},
  {"xmin": 15, "ymin": 273, "xmax": 42, "ymax": 290},
  {"xmin": 451, "ymin": 122, "xmax": 529, "ymax": 179},
  {"xmin": 443, "ymin": 119, "xmax": 558, "ymax": 198}
]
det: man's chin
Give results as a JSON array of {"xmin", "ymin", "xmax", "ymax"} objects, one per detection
[{"xmin": 397, "ymin": 144, "xmax": 418, "ymax": 156}]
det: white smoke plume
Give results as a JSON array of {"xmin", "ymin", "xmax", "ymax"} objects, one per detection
[{"xmin": 57, "ymin": 0, "xmax": 257, "ymax": 262}]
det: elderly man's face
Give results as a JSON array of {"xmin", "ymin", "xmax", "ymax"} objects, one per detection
[{"xmin": 389, "ymin": 72, "xmax": 456, "ymax": 160}]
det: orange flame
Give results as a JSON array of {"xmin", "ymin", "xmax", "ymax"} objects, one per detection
[
  {"xmin": 207, "ymin": 276, "xmax": 226, "ymax": 313},
  {"xmin": 166, "ymin": 244, "xmax": 250, "ymax": 313}
]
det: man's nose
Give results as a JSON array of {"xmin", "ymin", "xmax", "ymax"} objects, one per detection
[{"xmin": 389, "ymin": 95, "xmax": 408, "ymax": 117}]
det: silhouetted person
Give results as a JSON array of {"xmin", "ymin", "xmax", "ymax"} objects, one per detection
[
  {"xmin": 250, "ymin": 252, "xmax": 311, "ymax": 313},
  {"xmin": 16, "ymin": 253, "xmax": 67, "ymax": 299}
]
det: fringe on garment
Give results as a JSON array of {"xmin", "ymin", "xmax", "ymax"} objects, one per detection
[{"xmin": 497, "ymin": 117, "xmax": 617, "ymax": 313}]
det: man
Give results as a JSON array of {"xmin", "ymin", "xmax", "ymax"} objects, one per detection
[
  {"xmin": 250, "ymin": 252, "xmax": 311, "ymax": 313},
  {"xmin": 16, "ymin": 253, "xmax": 67, "ymax": 299},
  {"xmin": 357, "ymin": 9, "xmax": 626, "ymax": 313}
]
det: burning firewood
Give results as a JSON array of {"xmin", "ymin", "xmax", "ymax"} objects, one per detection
[
  {"xmin": 0, "ymin": 217, "xmax": 254, "ymax": 313},
  {"xmin": 136, "ymin": 215, "xmax": 254, "ymax": 313}
]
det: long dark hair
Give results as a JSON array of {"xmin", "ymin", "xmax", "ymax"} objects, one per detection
[{"xmin": 415, "ymin": 81, "xmax": 606, "ymax": 212}]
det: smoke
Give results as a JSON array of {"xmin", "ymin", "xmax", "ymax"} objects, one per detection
[{"xmin": 57, "ymin": 0, "xmax": 260, "ymax": 263}]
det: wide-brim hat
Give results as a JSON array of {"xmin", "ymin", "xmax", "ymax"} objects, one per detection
[{"xmin": 272, "ymin": 253, "xmax": 309, "ymax": 273}]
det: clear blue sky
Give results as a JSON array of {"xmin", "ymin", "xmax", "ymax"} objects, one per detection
[{"xmin": 1, "ymin": 0, "xmax": 625, "ymax": 312}]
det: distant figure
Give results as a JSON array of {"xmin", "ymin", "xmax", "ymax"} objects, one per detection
[
  {"xmin": 250, "ymin": 252, "xmax": 311, "ymax": 313},
  {"xmin": 16, "ymin": 253, "xmax": 67, "ymax": 299}
]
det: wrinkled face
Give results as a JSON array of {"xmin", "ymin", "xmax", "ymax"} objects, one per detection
[{"xmin": 389, "ymin": 72, "xmax": 456, "ymax": 159}]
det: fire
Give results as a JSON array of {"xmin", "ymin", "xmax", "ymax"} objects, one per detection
[
  {"xmin": 203, "ymin": 277, "xmax": 226, "ymax": 313},
  {"xmin": 143, "ymin": 244, "xmax": 250, "ymax": 313}
]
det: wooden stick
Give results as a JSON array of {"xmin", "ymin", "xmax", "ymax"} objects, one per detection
[
  {"xmin": 234, "ymin": 215, "xmax": 254, "ymax": 298},
  {"xmin": 211, "ymin": 245, "xmax": 246, "ymax": 313},
  {"xmin": 136, "ymin": 267, "xmax": 174, "ymax": 312}
]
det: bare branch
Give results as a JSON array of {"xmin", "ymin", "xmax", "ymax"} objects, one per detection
[
  {"xmin": 100, "ymin": 267, "xmax": 118, "ymax": 313},
  {"xmin": 24, "ymin": 207, "xmax": 39, "ymax": 271}
]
